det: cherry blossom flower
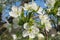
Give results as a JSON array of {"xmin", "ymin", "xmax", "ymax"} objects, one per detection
[
  {"xmin": 39, "ymin": 14, "xmax": 50, "ymax": 25},
  {"xmin": 9, "ymin": 6, "xmax": 22, "ymax": 18},
  {"xmin": 23, "ymin": 23, "xmax": 39, "ymax": 38},
  {"xmin": 45, "ymin": 0, "xmax": 56, "ymax": 8},
  {"xmin": 23, "ymin": 2, "xmax": 39, "ymax": 11},
  {"xmin": 45, "ymin": 21, "xmax": 52, "ymax": 32},
  {"xmin": 39, "ymin": 14, "xmax": 52, "ymax": 32}
]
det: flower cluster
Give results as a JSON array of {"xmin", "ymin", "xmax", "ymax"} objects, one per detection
[
  {"xmin": 39, "ymin": 14, "xmax": 52, "ymax": 32},
  {"xmin": 2, "ymin": 0, "xmax": 60, "ymax": 40},
  {"xmin": 23, "ymin": 23, "xmax": 39, "ymax": 38},
  {"xmin": 23, "ymin": 2, "xmax": 39, "ymax": 11}
]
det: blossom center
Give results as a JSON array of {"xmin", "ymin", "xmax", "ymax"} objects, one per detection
[{"xmin": 29, "ymin": 28, "xmax": 32, "ymax": 33}]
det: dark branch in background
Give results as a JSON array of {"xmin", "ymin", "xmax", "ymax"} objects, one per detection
[
  {"xmin": 0, "ymin": 21, "xmax": 7, "ymax": 35},
  {"xmin": 21, "ymin": 0, "xmax": 36, "ymax": 3},
  {"xmin": 21, "ymin": 0, "xmax": 36, "ymax": 5},
  {"xmin": 7, "ymin": 17, "xmax": 14, "ymax": 24},
  {"xmin": 0, "ymin": 27, "xmax": 7, "ymax": 35}
]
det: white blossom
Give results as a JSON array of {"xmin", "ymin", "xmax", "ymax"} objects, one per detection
[
  {"xmin": 57, "ymin": 7, "xmax": 60, "ymax": 16},
  {"xmin": 46, "ymin": 0, "xmax": 56, "ymax": 8},
  {"xmin": 23, "ymin": 2, "xmax": 39, "ymax": 11},
  {"xmin": 39, "ymin": 14, "xmax": 52, "ymax": 32},
  {"xmin": 39, "ymin": 14, "xmax": 50, "ymax": 25},
  {"xmin": 9, "ymin": 6, "xmax": 22, "ymax": 18},
  {"xmin": 51, "ymin": 34, "xmax": 55, "ymax": 37},
  {"xmin": 23, "ymin": 23, "xmax": 39, "ymax": 38},
  {"xmin": 45, "ymin": 21, "xmax": 52, "ymax": 32},
  {"xmin": 57, "ymin": 32, "xmax": 60, "ymax": 35},
  {"xmin": 11, "ymin": 34, "xmax": 17, "ymax": 40},
  {"xmin": 37, "ymin": 33, "xmax": 44, "ymax": 40}
]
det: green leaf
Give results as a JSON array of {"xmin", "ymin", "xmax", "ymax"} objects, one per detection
[
  {"xmin": 0, "ymin": 5, "xmax": 2, "ymax": 13},
  {"xmin": 18, "ymin": 17, "xmax": 26, "ymax": 26},
  {"xmin": 48, "ymin": 8, "xmax": 58, "ymax": 15},
  {"xmin": 26, "ymin": 12, "xmax": 33, "ymax": 22},
  {"xmin": 54, "ymin": 1, "xmax": 60, "ymax": 8}
]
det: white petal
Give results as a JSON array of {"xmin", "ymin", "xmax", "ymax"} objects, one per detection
[
  {"xmin": 31, "ymin": 2, "xmax": 38, "ymax": 11},
  {"xmin": 38, "ymin": 33, "xmax": 44, "ymax": 38},
  {"xmin": 18, "ymin": 7, "xmax": 22, "ymax": 15},
  {"xmin": 37, "ymin": 33, "xmax": 44, "ymax": 40},
  {"xmin": 34, "ymin": 28, "xmax": 39, "ymax": 34},
  {"xmin": 24, "ymin": 3, "xmax": 31, "ymax": 10},
  {"xmin": 45, "ymin": 22, "xmax": 52, "ymax": 32},
  {"xmin": 31, "ymin": 26, "xmax": 39, "ymax": 34},
  {"xmin": 24, "ymin": 23, "xmax": 29, "ymax": 29},
  {"xmin": 51, "ymin": 34, "xmax": 55, "ymax": 37},
  {"xmin": 46, "ymin": 0, "xmax": 55, "ymax": 8},
  {"xmin": 11, "ymin": 6, "xmax": 17, "ymax": 12},
  {"xmin": 29, "ymin": 33, "xmax": 35, "ymax": 38},
  {"xmin": 11, "ymin": 34, "xmax": 17, "ymax": 40},
  {"xmin": 24, "ymin": 2, "xmax": 38, "ymax": 11},
  {"xmin": 57, "ymin": 12, "xmax": 60, "ymax": 16},
  {"xmin": 9, "ymin": 11, "xmax": 18, "ymax": 18},
  {"xmin": 23, "ymin": 30, "xmax": 29, "ymax": 37},
  {"xmin": 41, "ymin": 20, "xmax": 44, "ymax": 25},
  {"xmin": 57, "ymin": 7, "xmax": 60, "ymax": 16}
]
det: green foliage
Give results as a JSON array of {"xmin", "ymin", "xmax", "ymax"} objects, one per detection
[
  {"xmin": 54, "ymin": 0, "xmax": 60, "ymax": 8},
  {"xmin": 26, "ymin": 12, "xmax": 33, "ymax": 22},
  {"xmin": 0, "ymin": 5, "xmax": 2, "ymax": 13},
  {"xmin": 48, "ymin": 8, "xmax": 58, "ymax": 15},
  {"xmin": 18, "ymin": 16, "xmax": 26, "ymax": 26}
]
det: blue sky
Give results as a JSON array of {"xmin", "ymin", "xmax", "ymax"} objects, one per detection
[
  {"xmin": 15, "ymin": 0, "xmax": 46, "ymax": 8},
  {"xmin": 35, "ymin": 0, "xmax": 46, "ymax": 8}
]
